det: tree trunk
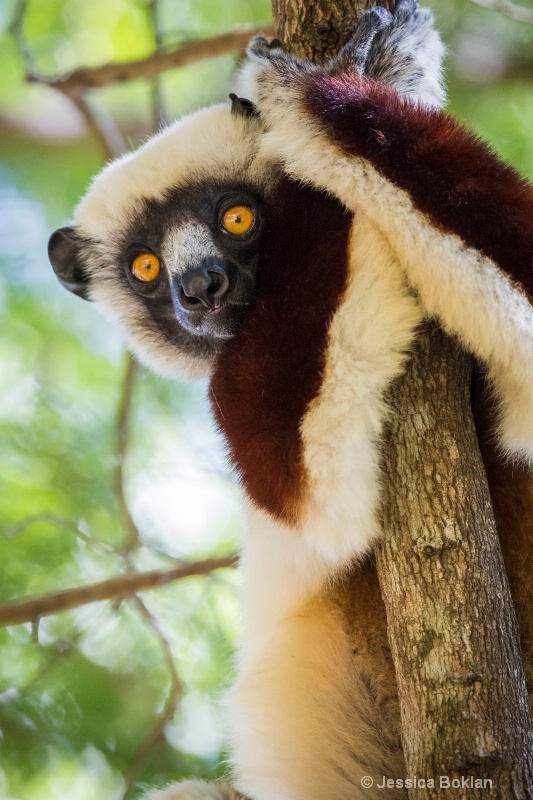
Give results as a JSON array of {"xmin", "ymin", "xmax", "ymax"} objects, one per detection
[
  {"xmin": 272, "ymin": 0, "xmax": 394, "ymax": 63},
  {"xmin": 378, "ymin": 326, "xmax": 533, "ymax": 798},
  {"xmin": 271, "ymin": 0, "xmax": 533, "ymax": 796}
]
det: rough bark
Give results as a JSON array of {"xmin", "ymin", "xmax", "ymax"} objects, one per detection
[
  {"xmin": 272, "ymin": 0, "xmax": 394, "ymax": 62},
  {"xmin": 378, "ymin": 326, "xmax": 533, "ymax": 797},
  {"xmin": 271, "ymin": 0, "xmax": 533, "ymax": 796}
]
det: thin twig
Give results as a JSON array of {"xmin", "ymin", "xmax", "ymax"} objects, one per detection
[
  {"xmin": 468, "ymin": 0, "xmax": 533, "ymax": 23},
  {"xmin": 9, "ymin": 0, "xmax": 33, "ymax": 73},
  {"xmin": 73, "ymin": 94, "xmax": 125, "ymax": 160},
  {"xmin": 11, "ymin": 0, "xmax": 125, "ymax": 160},
  {"xmin": 2, "ymin": 512, "xmax": 109, "ymax": 547},
  {"xmin": 20, "ymin": 629, "xmax": 86, "ymax": 695},
  {"xmin": 149, "ymin": 0, "xmax": 167, "ymax": 129},
  {"xmin": 115, "ymin": 355, "xmax": 141, "ymax": 552},
  {"xmin": 0, "ymin": 556, "xmax": 237, "ymax": 628},
  {"xmin": 28, "ymin": 25, "xmax": 274, "ymax": 93},
  {"xmin": 122, "ymin": 594, "xmax": 183, "ymax": 796},
  {"xmin": 1, "ymin": 509, "xmax": 176, "ymax": 573}
]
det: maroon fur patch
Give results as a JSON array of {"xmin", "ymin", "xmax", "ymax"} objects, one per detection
[
  {"xmin": 210, "ymin": 177, "xmax": 351, "ymax": 526},
  {"xmin": 304, "ymin": 73, "xmax": 533, "ymax": 297}
]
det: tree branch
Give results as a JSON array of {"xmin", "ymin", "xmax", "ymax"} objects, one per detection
[
  {"xmin": 0, "ymin": 556, "xmax": 237, "ymax": 628},
  {"xmin": 468, "ymin": 0, "xmax": 533, "ymax": 24},
  {"xmin": 29, "ymin": 25, "xmax": 274, "ymax": 94},
  {"xmin": 122, "ymin": 593, "xmax": 184, "ymax": 796},
  {"xmin": 73, "ymin": 93, "xmax": 125, "ymax": 160}
]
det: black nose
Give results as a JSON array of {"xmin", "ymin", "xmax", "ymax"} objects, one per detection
[{"xmin": 178, "ymin": 263, "xmax": 230, "ymax": 310}]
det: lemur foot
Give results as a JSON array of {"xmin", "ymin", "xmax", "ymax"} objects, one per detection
[
  {"xmin": 247, "ymin": 35, "xmax": 285, "ymax": 61},
  {"xmin": 332, "ymin": 0, "xmax": 422, "ymax": 75},
  {"xmin": 246, "ymin": 33, "xmax": 307, "ymax": 86},
  {"xmin": 345, "ymin": 0, "xmax": 446, "ymax": 106},
  {"xmin": 242, "ymin": 0, "xmax": 444, "ymax": 113},
  {"xmin": 330, "ymin": 5, "xmax": 392, "ymax": 73},
  {"xmin": 393, "ymin": 0, "xmax": 420, "ymax": 23},
  {"xmin": 145, "ymin": 781, "xmax": 245, "ymax": 800},
  {"xmin": 243, "ymin": 34, "xmax": 312, "ymax": 110}
]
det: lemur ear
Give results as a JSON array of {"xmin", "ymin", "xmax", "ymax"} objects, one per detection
[
  {"xmin": 48, "ymin": 227, "xmax": 92, "ymax": 301},
  {"xmin": 229, "ymin": 93, "xmax": 259, "ymax": 118}
]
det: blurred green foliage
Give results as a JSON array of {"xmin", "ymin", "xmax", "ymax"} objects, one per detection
[{"xmin": 1, "ymin": 0, "xmax": 533, "ymax": 797}]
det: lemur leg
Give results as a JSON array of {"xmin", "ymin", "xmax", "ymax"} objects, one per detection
[
  {"xmin": 147, "ymin": 580, "xmax": 405, "ymax": 800},
  {"xmin": 227, "ymin": 577, "xmax": 405, "ymax": 800}
]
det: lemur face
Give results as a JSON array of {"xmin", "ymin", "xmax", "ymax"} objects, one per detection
[{"xmin": 48, "ymin": 103, "xmax": 275, "ymax": 378}]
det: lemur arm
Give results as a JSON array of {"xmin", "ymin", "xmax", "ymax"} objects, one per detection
[{"xmin": 242, "ymin": 9, "xmax": 533, "ymax": 463}]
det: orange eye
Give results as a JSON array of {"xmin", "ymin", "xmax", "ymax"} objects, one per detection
[
  {"xmin": 131, "ymin": 253, "xmax": 160, "ymax": 283},
  {"xmin": 222, "ymin": 206, "xmax": 254, "ymax": 235}
]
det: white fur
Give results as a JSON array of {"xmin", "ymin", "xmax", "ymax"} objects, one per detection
[
  {"xmin": 89, "ymin": 279, "xmax": 212, "ymax": 379},
  {"xmin": 163, "ymin": 222, "xmax": 222, "ymax": 279},
  {"xmin": 126, "ymin": 216, "xmax": 420, "ymax": 800},
  {"xmin": 299, "ymin": 216, "xmax": 422, "ymax": 562},
  {"xmin": 76, "ymin": 106, "xmax": 272, "ymax": 240}
]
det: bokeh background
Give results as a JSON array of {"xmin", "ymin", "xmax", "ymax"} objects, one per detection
[{"xmin": 1, "ymin": 0, "xmax": 533, "ymax": 797}]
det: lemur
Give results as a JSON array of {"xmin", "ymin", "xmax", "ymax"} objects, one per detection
[{"xmin": 48, "ymin": 2, "xmax": 533, "ymax": 798}]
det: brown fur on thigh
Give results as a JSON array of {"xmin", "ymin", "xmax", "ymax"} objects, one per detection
[
  {"xmin": 472, "ymin": 372, "xmax": 533, "ymax": 699},
  {"xmin": 329, "ymin": 562, "xmax": 406, "ymax": 781}
]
